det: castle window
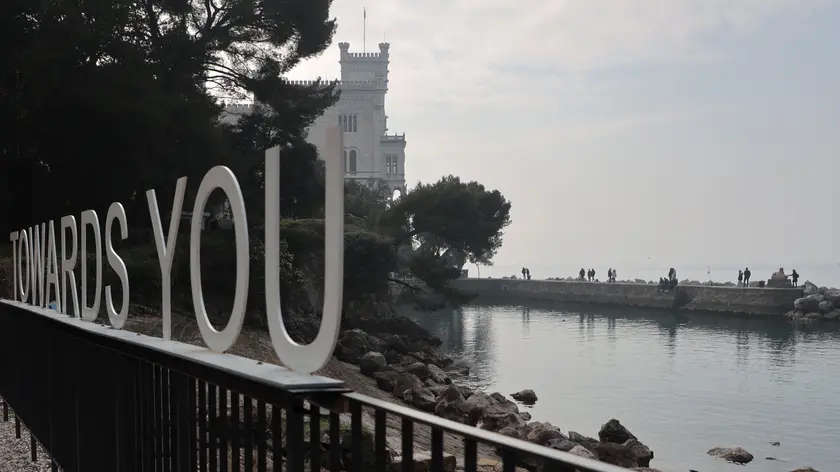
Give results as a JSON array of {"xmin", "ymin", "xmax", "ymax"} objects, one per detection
[
  {"xmin": 348, "ymin": 149, "xmax": 358, "ymax": 173},
  {"xmin": 385, "ymin": 155, "xmax": 398, "ymax": 175},
  {"xmin": 339, "ymin": 114, "xmax": 358, "ymax": 133}
]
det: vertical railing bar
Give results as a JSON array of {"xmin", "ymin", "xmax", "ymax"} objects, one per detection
[
  {"xmin": 161, "ymin": 368, "xmax": 172, "ymax": 472},
  {"xmin": 198, "ymin": 380, "xmax": 207, "ymax": 472},
  {"xmin": 374, "ymin": 409, "xmax": 387, "ymax": 472},
  {"xmin": 501, "ymin": 449, "xmax": 517, "ymax": 472},
  {"xmin": 154, "ymin": 364, "xmax": 163, "ymax": 472},
  {"xmin": 464, "ymin": 438, "xmax": 478, "ymax": 472},
  {"xmin": 401, "ymin": 417, "xmax": 413, "ymax": 472},
  {"xmin": 188, "ymin": 377, "xmax": 198, "ymax": 472},
  {"xmin": 271, "ymin": 404, "xmax": 282, "ymax": 472},
  {"xmin": 328, "ymin": 412, "xmax": 341, "ymax": 472},
  {"xmin": 308, "ymin": 402, "xmax": 321, "ymax": 472},
  {"xmin": 15, "ymin": 415, "xmax": 20, "ymax": 438},
  {"xmin": 230, "ymin": 391, "xmax": 241, "ymax": 472},
  {"xmin": 243, "ymin": 396, "xmax": 253, "ymax": 472},
  {"xmin": 30, "ymin": 432, "xmax": 37, "ymax": 462},
  {"xmin": 286, "ymin": 400, "xmax": 305, "ymax": 472},
  {"xmin": 256, "ymin": 401, "xmax": 267, "ymax": 472},
  {"xmin": 430, "ymin": 427, "xmax": 444, "ymax": 472},
  {"xmin": 350, "ymin": 400, "xmax": 363, "ymax": 472},
  {"xmin": 208, "ymin": 384, "xmax": 217, "ymax": 472},
  {"xmin": 218, "ymin": 388, "xmax": 229, "ymax": 472}
]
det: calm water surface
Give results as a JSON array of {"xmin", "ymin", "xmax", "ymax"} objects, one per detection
[{"xmin": 402, "ymin": 303, "xmax": 840, "ymax": 472}]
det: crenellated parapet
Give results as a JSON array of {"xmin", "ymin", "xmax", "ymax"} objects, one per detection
[
  {"xmin": 381, "ymin": 133, "xmax": 406, "ymax": 143},
  {"xmin": 220, "ymin": 103, "xmax": 257, "ymax": 117},
  {"xmin": 281, "ymin": 79, "xmax": 380, "ymax": 90},
  {"xmin": 338, "ymin": 42, "xmax": 390, "ymax": 61}
]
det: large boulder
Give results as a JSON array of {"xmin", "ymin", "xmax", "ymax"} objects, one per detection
[
  {"xmin": 334, "ymin": 329, "xmax": 386, "ymax": 363},
  {"xmin": 392, "ymin": 373, "xmax": 424, "ymax": 397},
  {"xmin": 802, "ymin": 281, "xmax": 819, "ymax": 296},
  {"xmin": 373, "ymin": 371, "xmax": 400, "ymax": 392},
  {"xmin": 598, "ymin": 419, "xmax": 637, "ymax": 444},
  {"xmin": 623, "ymin": 439, "xmax": 654, "ymax": 468},
  {"xmin": 596, "ymin": 442, "xmax": 639, "ymax": 468},
  {"xmin": 569, "ymin": 445, "xmax": 597, "ymax": 460},
  {"xmin": 568, "ymin": 431, "xmax": 600, "ymax": 453},
  {"xmin": 823, "ymin": 288, "xmax": 840, "ymax": 304},
  {"xmin": 794, "ymin": 294, "xmax": 824, "ymax": 312},
  {"xmin": 707, "ymin": 446, "xmax": 754, "ymax": 464},
  {"xmin": 402, "ymin": 387, "xmax": 437, "ymax": 412},
  {"xmin": 525, "ymin": 422, "xmax": 566, "ymax": 446},
  {"xmin": 427, "ymin": 364, "xmax": 451, "ymax": 384},
  {"xmin": 434, "ymin": 385, "xmax": 471, "ymax": 423},
  {"xmin": 510, "ymin": 389, "xmax": 538, "ymax": 404},
  {"xmin": 818, "ymin": 300, "xmax": 835, "ymax": 313},
  {"xmin": 404, "ymin": 362, "xmax": 431, "ymax": 381},
  {"xmin": 358, "ymin": 352, "xmax": 387, "ymax": 376}
]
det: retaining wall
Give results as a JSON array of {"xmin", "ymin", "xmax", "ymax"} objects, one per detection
[{"xmin": 450, "ymin": 278, "xmax": 802, "ymax": 316}]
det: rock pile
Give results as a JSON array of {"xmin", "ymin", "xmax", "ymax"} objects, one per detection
[
  {"xmin": 338, "ymin": 328, "xmax": 659, "ymax": 469},
  {"xmin": 786, "ymin": 281, "xmax": 840, "ymax": 322}
]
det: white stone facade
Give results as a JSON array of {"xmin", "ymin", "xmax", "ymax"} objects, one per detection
[{"xmin": 222, "ymin": 42, "xmax": 407, "ymax": 195}]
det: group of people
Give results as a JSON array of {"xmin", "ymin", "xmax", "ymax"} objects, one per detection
[
  {"xmin": 736, "ymin": 267, "xmax": 752, "ymax": 287},
  {"xmin": 576, "ymin": 268, "xmax": 618, "ymax": 282},
  {"xmin": 657, "ymin": 267, "xmax": 679, "ymax": 292},
  {"xmin": 520, "ymin": 267, "xmax": 532, "ymax": 280}
]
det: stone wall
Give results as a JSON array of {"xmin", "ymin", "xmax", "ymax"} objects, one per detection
[{"xmin": 450, "ymin": 279, "xmax": 803, "ymax": 316}]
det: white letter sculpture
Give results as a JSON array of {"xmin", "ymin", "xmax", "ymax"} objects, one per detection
[
  {"xmin": 190, "ymin": 166, "xmax": 250, "ymax": 352},
  {"xmin": 264, "ymin": 124, "xmax": 345, "ymax": 373},
  {"xmin": 147, "ymin": 177, "xmax": 187, "ymax": 340}
]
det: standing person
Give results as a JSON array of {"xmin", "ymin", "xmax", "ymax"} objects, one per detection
[
  {"xmin": 521, "ymin": 267, "xmax": 526, "ymax": 280},
  {"xmin": 607, "ymin": 268, "xmax": 612, "ymax": 282},
  {"xmin": 743, "ymin": 267, "xmax": 751, "ymax": 287},
  {"xmin": 612, "ymin": 268, "xmax": 617, "ymax": 282},
  {"xmin": 525, "ymin": 268, "xmax": 531, "ymax": 280},
  {"xmin": 591, "ymin": 268, "xmax": 597, "ymax": 282},
  {"xmin": 791, "ymin": 269, "xmax": 800, "ymax": 287},
  {"xmin": 579, "ymin": 268, "xmax": 586, "ymax": 280},
  {"xmin": 737, "ymin": 270, "xmax": 743, "ymax": 287}
]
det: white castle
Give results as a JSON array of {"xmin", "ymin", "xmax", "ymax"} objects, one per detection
[{"xmin": 222, "ymin": 42, "xmax": 407, "ymax": 195}]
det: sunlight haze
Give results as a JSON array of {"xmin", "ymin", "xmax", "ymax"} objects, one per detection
[{"xmin": 289, "ymin": 0, "xmax": 840, "ymax": 275}]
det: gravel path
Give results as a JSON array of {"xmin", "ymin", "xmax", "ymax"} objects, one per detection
[{"xmin": 0, "ymin": 402, "xmax": 55, "ymax": 472}]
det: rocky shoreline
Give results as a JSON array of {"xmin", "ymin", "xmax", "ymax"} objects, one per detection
[
  {"xmin": 334, "ymin": 326, "xmax": 660, "ymax": 470},
  {"xmin": 786, "ymin": 281, "xmax": 840, "ymax": 322}
]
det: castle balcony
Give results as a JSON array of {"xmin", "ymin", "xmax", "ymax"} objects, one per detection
[{"xmin": 381, "ymin": 133, "xmax": 406, "ymax": 143}]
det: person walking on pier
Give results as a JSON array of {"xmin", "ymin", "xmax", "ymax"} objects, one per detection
[
  {"xmin": 521, "ymin": 267, "xmax": 526, "ymax": 280},
  {"xmin": 612, "ymin": 268, "xmax": 617, "ymax": 282},
  {"xmin": 737, "ymin": 270, "xmax": 743, "ymax": 287},
  {"xmin": 792, "ymin": 269, "xmax": 800, "ymax": 287},
  {"xmin": 743, "ymin": 267, "xmax": 751, "ymax": 287},
  {"xmin": 579, "ymin": 268, "xmax": 586, "ymax": 280}
]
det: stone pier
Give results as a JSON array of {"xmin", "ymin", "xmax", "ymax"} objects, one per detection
[{"xmin": 450, "ymin": 279, "xmax": 803, "ymax": 316}]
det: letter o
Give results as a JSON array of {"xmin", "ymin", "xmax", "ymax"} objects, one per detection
[
  {"xmin": 190, "ymin": 166, "xmax": 249, "ymax": 353},
  {"xmin": 18, "ymin": 230, "xmax": 30, "ymax": 301}
]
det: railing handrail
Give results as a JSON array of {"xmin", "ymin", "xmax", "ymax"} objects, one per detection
[{"xmin": 343, "ymin": 391, "xmax": 630, "ymax": 472}]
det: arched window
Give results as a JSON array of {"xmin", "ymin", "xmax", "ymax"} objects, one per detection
[
  {"xmin": 348, "ymin": 150, "xmax": 357, "ymax": 173},
  {"xmin": 343, "ymin": 150, "xmax": 348, "ymax": 171}
]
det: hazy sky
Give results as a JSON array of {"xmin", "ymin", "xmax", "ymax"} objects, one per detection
[{"xmin": 290, "ymin": 0, "xmax": 840, "ymax": 274}]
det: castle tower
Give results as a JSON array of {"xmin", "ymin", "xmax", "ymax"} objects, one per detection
[{"xmin": 221, "ymin": 42, "xmax": 406, "ymax": 196}]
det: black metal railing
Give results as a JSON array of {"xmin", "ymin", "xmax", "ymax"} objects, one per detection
[{"xmin": 0, "ymin": 300, "xmax": 625, "ymax": 472}]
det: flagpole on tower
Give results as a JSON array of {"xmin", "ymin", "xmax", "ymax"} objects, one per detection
[{"xmin": 363, "ymin": 7, "xmax": 367, "ymax": 53}]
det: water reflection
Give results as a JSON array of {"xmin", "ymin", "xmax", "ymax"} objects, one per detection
[{"xmin": 398, "ymin": 301, "xmax": 840, "ymax": 472}]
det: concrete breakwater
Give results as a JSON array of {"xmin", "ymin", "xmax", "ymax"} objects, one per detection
[{"xmin": 451, "ymin": 278, "xmax": 803, "ymax": 316}]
